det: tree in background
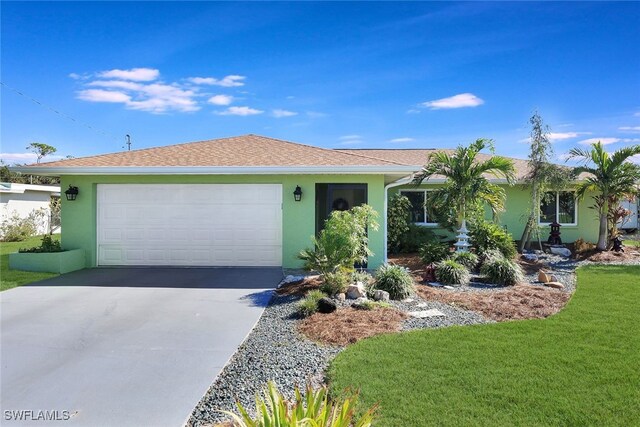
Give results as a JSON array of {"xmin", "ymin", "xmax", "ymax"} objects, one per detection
[
  {"xmin": 568, "ymin": 142, "xmax": 640, "ymax": 250},
  {"xmin": 518, "ymin": 112, "xmax": 573, "ymax": 252},
  {"xmin": 26, "ymin": 142, "xmax": 57, "ymax": 164}
]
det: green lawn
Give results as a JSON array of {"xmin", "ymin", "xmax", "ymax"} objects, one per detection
[
  {"xmin": 0, "ymin": 235, "xmax": 60, "ymax": 291},
  {"xmin": 625, "ymin": 239, "xmax": 640, "ymax": 247},
  {"xmin": 328, "ymin": 265, "xmax": 640, "ymax": 426}
]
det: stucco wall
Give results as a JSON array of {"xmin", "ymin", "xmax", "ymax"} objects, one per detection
[
  {"xmin": 0, "ymin": 191, "xmax": 55, "ymax": 235},
  {"xmin": 60, "ymin": 174, "xmax": 385, "ymax": 269}
]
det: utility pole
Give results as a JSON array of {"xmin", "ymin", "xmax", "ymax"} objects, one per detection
[{"xmin": 124, "ymin": 134, "xmax": 132, "ymax": 151}]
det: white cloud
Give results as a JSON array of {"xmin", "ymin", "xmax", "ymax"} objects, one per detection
[
  {"xmin": 578, "ymin": 137, "xmax": 620, "ymax": 145},
  {"xmin": 619, "ymin": 126, "xmax": 640, "ymax": 132},
  {"xmin": 77, "ymin": 83, "xmax": 199, "ymax": 113},
  {"xmin": 421, "ymin": 93, "xmax": 484, "ymax": 110},
  {"xmin": 98, "ymin": 68, "xmax": 160, "ymax": 81},
  {"xmin": 88, "ymin": 80, "xmax": 144, "ymax": 91},
  {"xmin": 207, "ymin": 94, "xmax": 234, "ymax": 106},
  {"xmin": 548, "ymin": 132, "xmax": 590, "ymax": 141},
  {"xmin": 215, "ymin": 106, "xmax": 263, "ymax": 116},
  {"xmin": 187, "ymin": 75, "xmax": 246, "ymax": 87},
  {"xmin": 631, "ymin": 154, "xmax": 640, "ymax": 164},
  {"xmin": 389, "ymin": 137, "xmax": 414, "ymax": 143},
  {"xmin": 0, "ymin": 152, "xmax": 64, "ymax": 164},
  {"xmin": 406, "ymin": 108, "xmax": 421, "ymax": 114},
  {"xmin": 272, "ymin": 109, "xmax": 297, "ymax": 118},
  {"xmin": 77, "ymin": 89, "xmax": 132, "ymax": 103}
]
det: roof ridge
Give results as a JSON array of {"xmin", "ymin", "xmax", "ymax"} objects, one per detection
[{"xmin": 339, "ymin": 147, "xmax": 531, "ymax": 163}]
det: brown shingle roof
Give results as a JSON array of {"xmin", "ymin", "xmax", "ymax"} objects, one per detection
[{"xmin": 30, "ymin": 135, "xmax": 407, "ymax": 168}]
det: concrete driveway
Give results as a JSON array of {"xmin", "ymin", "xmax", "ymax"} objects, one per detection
[{"xmin": 1, "ymin": 267, "xmax": 282, "ymax": 426}]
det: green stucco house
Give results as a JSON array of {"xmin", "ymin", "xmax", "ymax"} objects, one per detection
[{"xmin": 16, "ymin": 135, "xmax": 598, "ymax": 269}]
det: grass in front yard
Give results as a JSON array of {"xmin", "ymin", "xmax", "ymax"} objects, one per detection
[
  {"xmin": 328, "ymin": 265, "xmax": 640, "ymax": 426},
  {"xmin": 0, "ymin": 235, "xmax": 60, "ymax": 291}
]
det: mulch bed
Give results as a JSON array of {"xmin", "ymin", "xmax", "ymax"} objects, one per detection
[
  {"xmin": 275, "ymin": 276, "xmax": 322, "ymax": 297},
  {"xmin": 416, "ymin": 284, "xmax": 571, "ymax": 321},
  {"xmin": 586, "ymin": 249, "xmax": 640, "ymax": 263},
  {"xmin": 298, "ymin": 307, "xmax": 408, "ymax": 346}
]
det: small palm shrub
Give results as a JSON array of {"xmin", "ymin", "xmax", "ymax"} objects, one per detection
[
  {"xmin": 374, "ymin": 264, "xmax": 414, "ymax": 300},
  {"xmin": 435, "ymin": 259, "xmax": 470, "ymax": 286},
  {"xmin": 398, "ymin": 223, "xmax": 437, "ymax": 253},
  {"xmin": 449, "ymin": 251, "xmax": 478, "ymax": 270},
  {"xmin": 481, "ymin": 256, "xmax": 524, "ymax": 286},
  {"xmin": 321, "ymin": 269, "xmax": 351, "ymax": 296},
  {"xmin": 418, "ymin": 241, "xmax": 450, "ymax": 265},
  {"xmin": 221, "ymin": 381, "xmax": 377, "ymax": 427},
  {"xmin": 297, "ymin": 290, "xmax": 326, "ymax": 317},
  {"xmin": 470, "ymin": 220, "xmax": 517, "ymax": 259}
]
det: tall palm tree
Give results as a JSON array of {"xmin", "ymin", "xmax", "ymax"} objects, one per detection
[
  {"xmin": 413, "ymin": 139, "xmax": 517, "ymax": 231},
  {"xmin": 567, "ymin": 142, "xmax": 640, "ymax": 250}
]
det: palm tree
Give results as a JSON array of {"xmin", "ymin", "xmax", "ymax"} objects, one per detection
[
  {"xmin": 567, "ymin": 142, "xmax": 640, "ymax": 250},
  {"xmin": 413, "ymin": 138, "xmax": 517, "ymax": 231}
]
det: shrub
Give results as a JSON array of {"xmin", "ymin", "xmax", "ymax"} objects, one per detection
[
  {"xmin": 352, "ymin": 270, "xmax": 375, "ymax": 297},
  {"xmin": 321, "ymin": 269, "xmax": 352, "ymax": 296},
  {"xmin": 481, "ymin": 256, "xmax": 524, "ymax": 286},
  {"xmin": 574, "ymin": 238, "xmax": 596, "ymax": 254},
  {"xmin": 470, "ymin": 220, "xmax": 517, "ymax": 259},
  {"xmin": 398, "ymin": 223, "xmax": 437, "ymax": 253},
  {"xmin": 299, "ymin": 205, "xmax": 379, "ymax": 275},
  {"xmin": 418, "ymin": 241, "xmax": 450, "ymax": 265},
  {"xmin": 353, "ymin": 300, "xmax": 391, "ymax": 310},
  {"xmin": 481, "ymin": 248, "xmax": 505, "ymax": 265},
  {"xmin": 19, "ymin": 234, "xmax": 63, "ymax": 253},
  {"xmin": 221, "ymin": 381, "xmax": 377, "ymax": 427},
  {"xmin": 435, "ymin": 259, "xmax": 470, "ymax": 286},
  {"xmin": 387, "ymin": 194, "xmax": 412, "ymax": 254},
  {"xmin": 449, "ymin": 251, "xmax": 479, "ymax": 270},
  {"xmin": 374, "ymin": 264, "xmax": 414, "ymax": 300},
  {"xmin": 0, "ymin": 209, "xmax": 46, "ymax": 242},
  {"xmin": 297, "ymin": 290, "xmax": 326, "ymax": 317}
]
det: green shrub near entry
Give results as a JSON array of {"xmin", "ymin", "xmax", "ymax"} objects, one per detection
[
  {"xmin": 374, "ymin": 264, "xmax": 414, "ymax": 300},
  {"xmin": 352, "ymin": 270, "xmax": 375, "ymax": 298},
  {"xmin": 387, "ymin": 194, "xmax": 412, "ymax": 254},
  {"xmin": 398, "ymin": 223, "xmax": 437, "ymax": 253},
  {"xmin": 449, "ymin": 251, "xmax": 479, "ymax": 270},
  {"xmin": 418, "ymin": 241, "xmax": 450, "ymax": 265},
  {"xmin": 321, "ymin": 268, "xmax": 352, "ymax": 296},
  {"xmin": 470, "ymin": 220, "xmax": 517, "ymax": 259},
  {"xmin": 18, "ymin": 235, "xmax": 63, "ymax": 253},
  {"xmin": 481, "ymin": 256, "xmax": 524, "ymax": 286},
  {"xmin": 435, "ymin": 259, "xmax": 470, "ymax": 285},
  {"xmin": 297, "ymin": 289, "xmax": 326, "ymax": 317}
]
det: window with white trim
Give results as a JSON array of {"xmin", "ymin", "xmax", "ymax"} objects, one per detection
[
  {"xmin": 400, "ymin": 190, "xmax": 438, "ymax": 225},
  {"xmin": 539, "ymin": 191, "xmax": 577, "ymax": 225}
]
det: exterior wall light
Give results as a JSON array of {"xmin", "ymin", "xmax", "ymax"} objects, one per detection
[
  {"xmin": 64, "ymin": 185, "xmax": 79, "ymax": 201},
  {"xmin": 293, "ymin": 185, "xmax": 302, "ymax": 202}
]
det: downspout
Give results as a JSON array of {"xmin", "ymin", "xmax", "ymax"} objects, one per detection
[{"xmin": 383, "ymin": 175, "xmax": 414, "ymax": 264}]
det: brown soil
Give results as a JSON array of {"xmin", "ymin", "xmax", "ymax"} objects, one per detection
[
  {"xmin": 416, "ymin": 284, "xmax": 570, "ymax": 321},
  {"xmin": 587, "ymin": 249, "xmax": 640, "ymax": 263},
  {"xmin": 276, "ymin": 276, "xmax": 322, "ymax": 297},
  {"xmin": 388, "ymin": 253, "xmax": 426, "ymax": 280},
  {"xmin": 298, "ymin": 307, "xmax": 408, "ymax": 346}
]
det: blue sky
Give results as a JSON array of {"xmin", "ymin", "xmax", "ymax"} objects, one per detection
[{"xmin": 2, "ymin": 1, "xmax": 639, "ymax": 164}]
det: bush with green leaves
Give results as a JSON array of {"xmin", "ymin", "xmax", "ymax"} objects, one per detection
[
  {"xmin": 19, "ymin": 234, "xmax": 63, "ymax": 253},
  {"xmin": 299, "ymin": 205, "xmax": 379, "ymax": 276},
  {"xmin": 481, "ymin": 256, "xmax": 524, "ymax": 286},
  {"xmin": 470, "ymin": 220, "xmax": 517, "ymax": 259},
  {"xmin": 387, "ymin": 194, "xmax": 412, "ymax": 254},
  {"xmin": 398, "ymin": 223, "xmax": 437, "ymax": 253},
  {"xmin": 418, "ymin": 241, "xmax": 450, "ymax": 265},
  {"xmin": 449, "ymin": 251, "xmax": 479, "ymax": 270},
  {"xmin": 374, "ymin": 264, "xmax": 414, "ymax": 300},
  {"xmin": 221, "ymin": 381, "xmax": 377, "ymax": 427},
  {"xmin": 321, "ymin": 268, "xmax": 352, "ymax": 296},
  {"xmin": 353, "ymin": 300, "xmax": 391, "ymax": 311},
  {"xmin": 297, "ymin": 290, "xmax": 326, "ymax": 317},
  {"xmin": 435, "ymin": 259, "xmax": 470, "ymax": 286},
  {"xmin": 352, "ymin": 269, "xmax": 375, "ymax": 297},
  {"xmin": 0, "ymin": 209, "xmax": 47, "ymax": 242}
]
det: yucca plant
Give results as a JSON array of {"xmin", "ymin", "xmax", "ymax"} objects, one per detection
[
  {"xmin": 434, "ymin": 259, "xmax": 470, "ymax": 286},
  {"xmin": 220, "ymin": 381, "xmax": 377, "ymax": 427}
]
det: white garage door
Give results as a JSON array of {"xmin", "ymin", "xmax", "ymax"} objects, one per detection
[{"xmin": 97, "ymin": 184, "xmax": 282, "ymax": 266}]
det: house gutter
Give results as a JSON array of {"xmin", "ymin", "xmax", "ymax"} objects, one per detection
[{"xmin": 383, "ymin": 175, "xmax": 414, "ymax": 264}]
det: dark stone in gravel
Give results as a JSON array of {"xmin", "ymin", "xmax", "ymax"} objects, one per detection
[{"xmin": 318, "ymin": 297, "xmax": 337, "ymax": 313}]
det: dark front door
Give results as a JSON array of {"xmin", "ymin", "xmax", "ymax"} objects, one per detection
[{"xmin": 315, "ymin": 183, "xmax": 368, "ymax": 233}]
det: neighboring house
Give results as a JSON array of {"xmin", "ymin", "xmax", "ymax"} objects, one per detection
[
  {"xmin": 13, "ymin": 135, "xmax": 599, "ymax": 269},
  {"xmin": 618, "ymin": 199, "xmax": 639, "ymax": 232},
  {"xmin": 0, "ymin": 182, "xmax": 61, "ymax": 235}
]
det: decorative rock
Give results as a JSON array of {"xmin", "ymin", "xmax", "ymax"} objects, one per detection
[
  {"xmin": 538, "ymin": 270, "xmax": 550, "ymax": 283},
  {"xmin": 317, "ymin": 297, "xmax": 337, "ymax": 313},
  {"xmin": 523, "ymin": 253, "xmax": 538, "ymax": 261},
  {"xmin": 373, "ymin": 290, "xmax": 389, "ymax": 302},
  {"xmin": 335, "ymin": 293, "xmax": 346, "ymax": 302},
  {"xmin": 548, "ymin": 274, "xmax": 559, "ymax": 282},
  {"xmin": 403, "ymin": 298, "xmax": 414, "ymax": 303},
  {"xmin": 283, "ymin": 275, "xmax": 304, "ymax": 283},
  {"xmin": 346, "ymin": 283, "xmax": 366, "ymax": 299},
  {"xmin": 443, "ymin": 285, "xmax": 455, "ymax": 290},
  {"xmin": 417, "ymin": 302, "xmax": 428, "ymax": 308},
  {"xmin": 408, "ymin": 309, "xmax": 446, "ymax": 318},
  {"xmin": 544, "ymin": 281, "xmax": 564, "ymax": 289},
  {"xmin": 550, "ymin": 246, "xmax": 571, "ymax": 257},
  {"xmin": 427, "ymin": 282, "xmax": 443, "ymax": 287}
]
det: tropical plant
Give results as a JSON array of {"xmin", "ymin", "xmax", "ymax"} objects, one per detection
[
  {"xmin": 469, "ymin": 220, "xmax": 517, "ymax": 259},
  {"xmin": 398, "ymin": 223, "xmax": 437, "ymax": 253},
  {"xmin": 387, "ymin": 194, "xmax": 412, "ymax": 254},
  {"xmin": 374, "ymin": 264, "xmax": 414, "ymax": 300},
  {"xmin": 321, "ymin": 269, "xmax": 352, "ymax": 296},
  {"xmin": 567, "ymin": 142, "xmax": 640, "ymax": 250},
  {"xmin": 449, "ymin": 251, "xmax": 479, "ymax": 270},
  {"xmin": 221, "ymin": 381, "xmax": 377, "ymax": 427},
  {"xmin": 434, "ymin": 260, "xmax": 470, "ymax": 286},
  {"xmin": 418, "ymin": 241, "xmax": 450, "ymax": 265},
  {"xmin": 518, "ymin": 112, "xmax": 574, "ymax": 252},
  {"xmin": 480, "ymin": 256, "xmax": 524, "ymax": 286},
  {"xmin": 299, "ymin": 205, "xmax": 379, "ymax": 276},
  {"xmin": 412, "ymin": 139, "xmax": 516, "ymax": 239},
  {"xmin": 297, "ymin": 290, "xmax": 326, "ymax": 317}
]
